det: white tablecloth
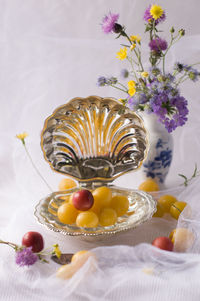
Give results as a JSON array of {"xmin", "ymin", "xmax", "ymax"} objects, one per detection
[{"xmin": 1, "ymin": 0, "xmax": 200, "ymax": 300}]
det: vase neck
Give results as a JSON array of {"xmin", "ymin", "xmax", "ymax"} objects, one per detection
[{"xmin": 139, "ymin": 111, "xmax": 167, "ymax": 133}]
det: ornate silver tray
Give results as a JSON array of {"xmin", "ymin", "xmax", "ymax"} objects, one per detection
[
  {"xmin": 34, "ymin": 185, "xmax": 156, "ymax": 240},
  {"xmin": 35, "ymin": 96, "xmax": 156, "ymax": 240}
]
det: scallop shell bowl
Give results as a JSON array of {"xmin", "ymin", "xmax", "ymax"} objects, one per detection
[{"xmin": 34, "ymin": 96, "xmax": 156, "ymax": 241}]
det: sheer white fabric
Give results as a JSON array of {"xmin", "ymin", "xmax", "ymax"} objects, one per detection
[{"xmin": 0, "ymin": 0, "xmax": 200, "ymax": 300}]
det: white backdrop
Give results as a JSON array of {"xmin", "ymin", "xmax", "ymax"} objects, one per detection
[{"xmin": 0, "ymin": 1, "xmax": 200, "ymax": 300}]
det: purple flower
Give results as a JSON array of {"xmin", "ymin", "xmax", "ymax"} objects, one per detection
[
  {"xmin": 144, "ymin": 5, "xmax": 166, "ymax": 24},
  {"xmin": 15, "ymin": 247, "xmax": 38, "ymax": 267},
  {"xmin": 101, "ymin": 12, "xmax": 119, "ymax": 34},
  {"xmin": 149, "ymin": 38, "xmax": 168, "ymax": 52},
  {"xmin": 97, "ymin": 76, "xmax": 107, "ymax": 86},
  {"xmin": 107, "ymin": 76, "xmax": 117, "ymax": 85},
  {"xmin": 97, "ymin": 76, "xmax": 117, "ymax": 86},
  {"xmin": 128, "ymin": 93, "xmax": 148, "ymax": 111},
  {"xmin": 150, "ymin": 91, "xmax": 189, "ymax": 132}
]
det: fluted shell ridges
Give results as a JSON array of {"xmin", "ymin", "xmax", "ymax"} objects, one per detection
[{"xmin": 41, "ymin": 96, "xmax": 148, "ymax": 181}]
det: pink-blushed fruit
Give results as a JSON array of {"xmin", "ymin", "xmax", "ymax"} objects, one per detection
[
  {"xmin": 152, "ymin": 236, "xmax": 173, "ymax": 251},
  {"xmin": 22, "ymin": 231, "xmax": 44, "ymax": 253},
  {"xmin": 72, "ymin": 190, "xmax": 94, "ymax": 211}
]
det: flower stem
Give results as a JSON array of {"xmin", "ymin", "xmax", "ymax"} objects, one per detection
[
  {"xmin": 122, "ymin": 31, "xmax": 144, "ymax": 72},
  {"xmin": 127, "ymin": 57, "xmax": 139, "ymax": 83},
  {"xmin": 24, "ymin": 144, "xmax": 53, "ymax": 192},
  {"xmin": 110, "ymin": 84, "xmax": 128, "ymax": 94},
  {"xmin": 0, "ymin": 240, "xmax": 19, "ymax": 250},
  {"xmin": 118, "ymin": 82, "xmax": 129, "ymax": 90}
]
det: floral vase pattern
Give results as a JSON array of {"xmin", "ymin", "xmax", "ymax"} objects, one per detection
[{"xmin": 139, "ymin": 112, "xmax": 173, "ymax": 185}]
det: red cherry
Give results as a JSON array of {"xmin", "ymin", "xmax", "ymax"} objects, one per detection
[
  {"xmin": 22, "ymin": 231, "xmax": 44, "ymax": 253},
  {"xmin": 72, "ymin": 190, "xmax": 94, "ymax": 211},
  {"xmin": 152, "ymin": 236, "xmax": 174, "ymax": 251}
]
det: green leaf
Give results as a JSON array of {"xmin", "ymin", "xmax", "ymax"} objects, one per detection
[
  {"xmin": 178, "ymin": 174, "xmax": 188, "ymax": 186},
  {"xmin": 192, "ymin": 163, "xmax": 198, "ymax": 178}
]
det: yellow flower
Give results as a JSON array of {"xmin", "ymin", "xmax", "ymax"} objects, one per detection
[
  {"xmin": 128, "ymin": 80, "xmax": 136, "ymax": 88},
  {"xmin": 141, "ymin": 71, "xmax": 149, "ymax": 78},
  {"xmin": 128, "ymin": 87, "xmax": 136, "ymax": 96},
  {"xmin": 128, "ymin": 80, "xmax": 136, "ymax": 96},
  {"xmin": 150, "ymin": 5, "xmax": 164, "ymax": 20},
  {"xmin": 116, "ymin": 47, "xmax": 127, "ymax": 60},
  {"xmin": 130, "ymin": 35, "xmax": 141, "ymax": 43},
  {"xmin": 118, "ymin": 98, "xmax": 126, "ymax": 105},
  {"xmin": 16, "ymin": 132, "xmax": 28, "ymax": 145},
  {"xmin": 53, "ymin": 244, "xmax": 61, "ymax": 259},
  {"xmin": 130, "ymin": 44, "xmax": 136, "ymax": 51}
]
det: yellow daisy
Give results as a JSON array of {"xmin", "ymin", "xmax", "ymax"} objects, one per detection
[
  {"xmin": 16, "ymin": 132, "xmax": 28, "ymax": 145},
  {"xmin": 141, "ymin": 71, "xmax": 149, "ymax": 78},
  {"xmin": 130, "ymin": 35, "xmax": 141, "ymax": 43},
  {"xmin": 150, "ymin": 5, "xmax": 164, "ymax": 20},
  {"xmin": 53, "ymin": 244, "xmax": 61, "ymax": 259},
  {"xmin": 128, "ymin": 80, "xmax": 136, "ymax": 96},
  {"xmin": 116, "ymin": 47, "xmax": 127, "ymax": 60},
  {"xmin": 16, "ymin": 132, "xmax": 28, "ymax": 140},
  {"xmin": 130, "ymin": 44, "xmax": 136, "ymax": 51},
  {"xmin": 128, "ymin": 80, "xmax": 136, "ymax": 88},
  {"xmin": 128, "ymin": 87, "xmax": 136, "ymax": 96}
]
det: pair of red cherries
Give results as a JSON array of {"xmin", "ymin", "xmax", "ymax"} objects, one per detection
[{"xmin": 22, "ymin": 231, "xmax": 173, "ymax": 253}]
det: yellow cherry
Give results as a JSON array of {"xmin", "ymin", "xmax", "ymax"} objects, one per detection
[
  {"xmin": 138, "ymin": 179, "xmax": 159, "ymax": 192},
  {"xmin": 71, "ymin": 250, "xmax": 89, "ymax": 263},
  {"xmin": 170, "ymin": 201, "xmax": 187, "ymax": 220},
  {"xmin": 58, "ymin": 178, "xmax": 77, "ymax": 191},
  {"xmin": 169, "ymin": 228, "xmax": 195, "ymax": 252},
  {"xmin": 158, "ymin": 195, "xmax": 177, "ymax": 213},
  {"xmin": 99, "ymin": 208, "xmax": 117, "ymax": 226},
  {"xmin": 76, "ymin": 211, "xmax": 99, "ymax": 228},
  {"xmin": 110, "ymin": 195, "xmax": 129, "ymax": 217},
  {"xmin": 57, "ymin": 203, "xmax": 78, "ymax": 224},
  {"xmin": 91, "ymin": 186, "xmax": 112, "ymax": 213},
  {"xmin": 153, "ymin": 203, "xmax": 164, "ymax": 217}
]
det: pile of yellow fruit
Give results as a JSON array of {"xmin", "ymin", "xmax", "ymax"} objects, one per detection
[
  {"xmin": 56, "ymin": 177, "xmax": 188, "ymax": 229},
  {"xmin": 138, "ymin": 179, "xmax": 188, "ymax": 220},
  {"xmin": 57, "ymin": 178, "xmax": 129, "ymax": 228}
]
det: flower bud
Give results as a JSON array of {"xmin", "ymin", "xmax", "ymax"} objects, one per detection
[
  {"xmin": 157, "ymin": 75, "xmax": 164, "ymax": 82},
  {"xmin": 113, "ymin": 23, "xmax": 123, "ymax": 34},
  {"xmin": 170, "ymin": 27, "xmax": 175, "ymax": 33},
  {"xmin": 179, "ymin": 29, "xmax": 185, "ymax": 36}
]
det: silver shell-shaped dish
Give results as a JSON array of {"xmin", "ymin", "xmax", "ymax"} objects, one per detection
[
  {"xmin": 34, "ymin": 186, "xmax": 156, "ymax": 241},
  {"xmin": 41, "ymin": 96, "xmax": 148, "ymax": 182}
]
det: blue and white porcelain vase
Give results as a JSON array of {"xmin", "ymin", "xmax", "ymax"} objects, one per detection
[{"xmin": 139, "ymin": 111, "xmax": 173, "ymax": 185}]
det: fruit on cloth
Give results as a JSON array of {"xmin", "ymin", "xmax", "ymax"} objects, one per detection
[
  {"xmin": 153, "ymin": 203, "xmax": 164, "ymax": 217},
  {"xmin": 138, "ymin": 179, "xmax": 159, "ymax": 192},
  {"xmin": 91, "ymin": 187, "xmax": 112, "ymax": 213},
  {"xmin": 71, "ymin": 250, "xmax": 89, "ymax": 263},
  {"xmin": 158, "ymin": 195, "xmax": 177, "ymax": 212},
  {"xmin": 57, "ymin": 203, "xmax": 78, "ymax": 224},
  {"xmin": 110, "ymin": 195, "xmax": 129, "ymax": 217},
  {"xmin": 72, "ymin": 190, "xmax": 94, "ymax": 211},
  {"xmin": 58, "ymin": 178, "xmax": 77, "ymax": 191},
  {"xmin": 76, "ymin": 211, "xmax": 99, "ymax": 228},
  {"xmin": 56, "ymin": 251, "xmax": 95, "ymax": 279},
  {"xmin": 99, "ymin": 208, "xmax": 117, "ymax": 226},
  {"xmin": 22, "ymin": 231, "xmax": 44, "ymax": 253},
  {"xmin": 170, "ymin": 201, "xmax": 187, "ymax": 220},
  {"xmin": 169, "ymin": 228, "xmax": 195, "ymax": 252},
  {"xmin": 152, "ymin": 236, "xmax": 173, "ymax": 251}
]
